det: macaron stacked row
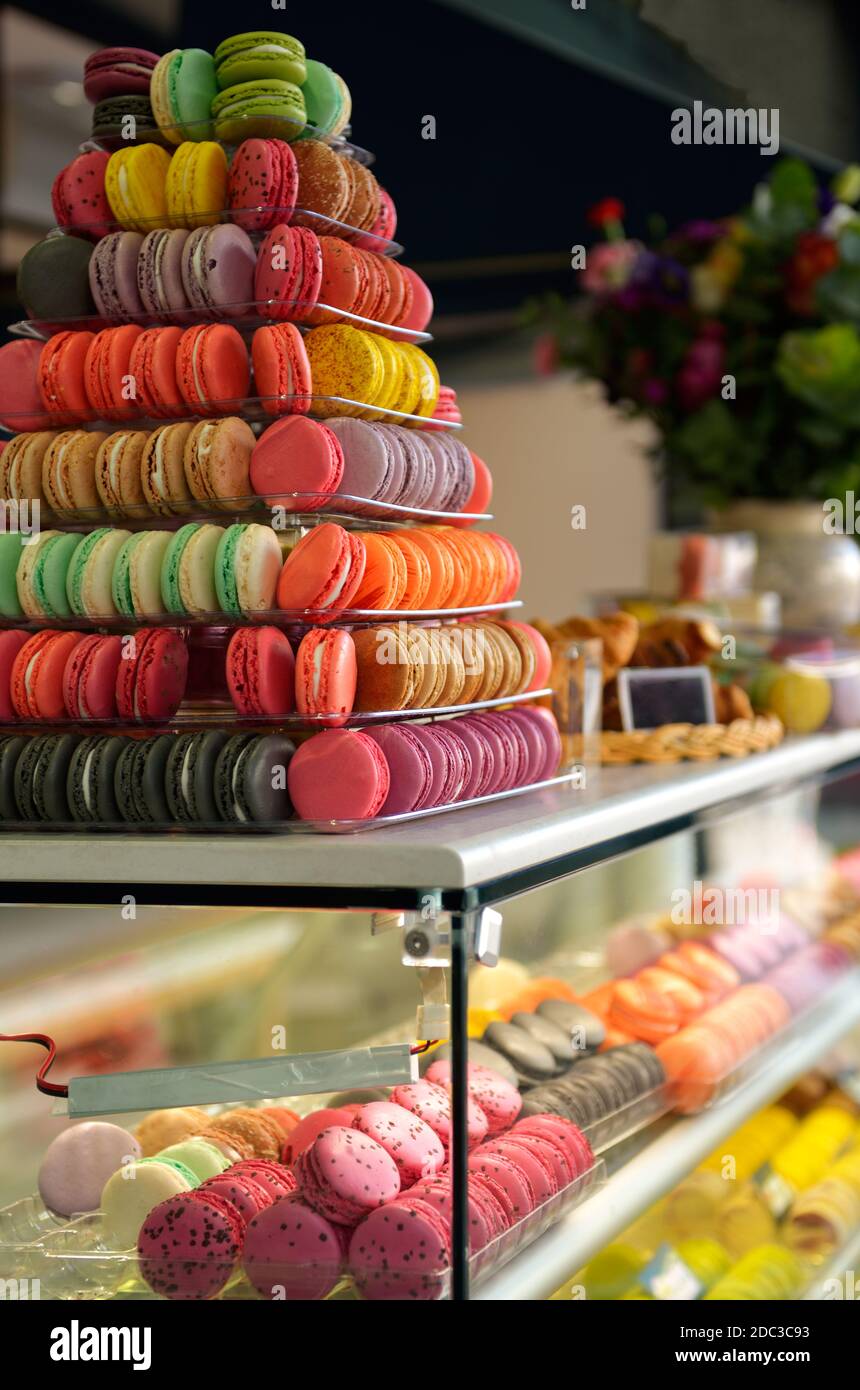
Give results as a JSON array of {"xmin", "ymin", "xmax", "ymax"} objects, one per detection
[
  {"xmin": 0, "ymin": 730, "xmax": 296, "ymax": 825},
  {"xmin": 784, "ymin": 1138, "xmax": 860, "ymax": 1258},
  {"xmin": 22, "ymin": 222, "xmax": 430, "ymax": 334},
  {"xmin": 0, "ymin": 418, "xmax": 485, "ymax": 526},
  {"xmin": 285, "ymin": 707, "xmax": 563, "ymax": 821},
  {"xmin": 50, "ymin": 137, "xmax": 396, "ymax": 250},
  {"xmin": 1, "ymin": 626, "xmax": 187, "ymax": 723},
  {"xmin": 0, "ymin": 323, "xmax": 442, "ymax": 431},
  {"xmin": 225, "ymin": 620, "xmax": 549, "ymax": 723},
  {"xmin": 80, "ymin": 34, "xmax": 350, "ymax": 150}
]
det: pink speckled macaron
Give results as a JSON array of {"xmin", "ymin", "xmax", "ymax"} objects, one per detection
[
  {"xmin": 352, "ymin": 1102, "xmax": 445, "ymax": 1188},
  {"xmin": 389, "ymin": 1080, "xmax": 488, "ymax": 1152},
  {"xmin": 137, "ymin": 1192, "xmax": 243, "ymax": 1300},
  {"xmin": 243, "ymin": 1193, "xmax": 347, "ymax": 1300},
  {"xmin": 198, "ymin": 1171, "xmax": 274, "ymax": 1227},
  {"xmin": 282, "ymin": 1107, "xmax": 356, "ymax": 1164},
  {"xmin": 425, "ymin": 1060, "xmax": 522, "ymax": 1135},
  {"xmin": 295, "ymin": 1126, "xmax": 401, "ymax": 1226},
  {"xmin": 467, "ymin": 1150, "xmax": 536, "ymax": 1226},
  {"xmin": 228, "ymin": 1159, "xmax": 298, "ymax": 1198},
  {"xmin": 513, "ymin": 1115, "xmax": 594, "ymax": 1176},
  {"xmin": 481, "ymin": 1136, "xmax": 557, "ymax": 1205},
  {"xmin": 349, "ymin": 1196, "xmax": 450, "ymax": 1300}
]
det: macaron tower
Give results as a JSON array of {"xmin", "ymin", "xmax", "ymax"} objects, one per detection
[{"xmin": 0, "ymin": 24, "xmax": 562, "ymax": 831}]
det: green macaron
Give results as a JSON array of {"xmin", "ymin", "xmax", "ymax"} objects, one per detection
[
  {"xmin": 299, "ymin": 59, "xmax": 347, "ymax": 137},
  {"xmin": 0, "ymin": 534, "xmax": 24, "ymax": 618},
  {"xmin": 65, "ymin": 529, "xmax": 109, "ymax": 618},
  {"xmin": 213, "ymin": 524, "xmax": 246, "ymax": 615},
  {"xmin": 214, "ymin": 31, "xmax": 306, "ymax": 88},
  {"xmin": 155, "ymin": 48, "xmax": 217, "ymax": 141},
  {"xmin": 211, "ymin": 79, "xmax": 306, "ymax": 143},
  {"xmin": 112, "ymin": 532, "xmax": 145, "ymax": 618},
  {"xmin": 31, "ymin": 532, "xmax": 81, "ymax": 619},
  {"xmin": 160, "ymin": 523, "xmax": 198, "ymax": 616}
]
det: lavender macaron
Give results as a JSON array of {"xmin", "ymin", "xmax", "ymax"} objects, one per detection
[
  {"xmin": 326, "ymin": 419, "xmax": 404, "ymax": 514},
  {"xmin": 181, "ymin": 224, "xmax": 257, "ymax": 319},
  {"xmin": 408, "ymin": 723, "xmax": 469, "ymax": 806},
  {"xmin": 38, "ymin": 1121, "xmax": 142, "ymax": 1217},
  {"xmin": 137, "ymin": 228, "xmax": 191, "ymax": 319},
  {"xmin": 365, "ymin": 724, "xmax": 434, "ymax": 814},
  {"xmin": 423, "ymin": 434, "xmax": 474, "ymax": 513},
  {"xmin": 390, "ymin": 426, "xmax": 435, "ymax": 510},
  {"xmin": 88, "ymin": 231, "xmax": 144, "ymax": 320},
  {"xmin": 453, "ymin": 718, "xmax": 496, "ymax": 799}
]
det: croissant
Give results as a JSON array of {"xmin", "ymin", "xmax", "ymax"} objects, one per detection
[
  {"xmin": 531, "ymin": 612, "xmax": 639, "ymax": 682},
  {"xmin": 632, "ymin": 617, "xmax": 722, "ymax": 668}
]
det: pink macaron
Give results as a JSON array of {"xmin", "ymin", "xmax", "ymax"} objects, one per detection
[
  {"xmin": 287, "ymin": 728, "xmax": 390, "ymax": 822},
  {"xmin": 281, "ymin": 1107, "xmax": 358, "ymax": 1165},
  {"xmin": 0, "ymin": 631, "xmax": 27, "ymax": 720},
  {"xmin": 226, "ymin": 626, "xmax": 295, "ymax": 718},
  {"xmin": 349, "ymin": 1196, "xmax": 450, "ymax": 1300},
  {"xmin": 295, "ymin": 1126, "xmax": 401, "ymax": 1227},
  {"xmin": 243, "ymin": 1193, "xmax": 347, "ymax": 1300},
  {"xmin": 294, "ymin": 627, "xmax": 356, "ymax": 726},
  {"xmin": 137, "ymin": 1191, "xmax": 243, "ymax": 1300},
  {"xmin": 197, "ymin": 1171, "xmax": 274, "ymax": 1228},
  {"xmin": 364, "ymin": 722, "xmax": 435, "ymax": 815},
  {"xmin": 467, "ymin": 1150, "xmax": 536, "ymax": 1227},
  {"xmin": 352, "ymin": 1102, "xmax": 445, "ymax": 1188},
  {"xmin": 389, "ymin": 1080, "xmax": 488, "ymax": 1152},
  {"xmin": 250, "ymin": 415, "xmax": 344, "ymax": 509},
  {"xmin": 425, "ymin": 1060, "xmax": 522, "ymax": 1135}
]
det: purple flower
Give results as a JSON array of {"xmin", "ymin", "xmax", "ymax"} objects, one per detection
[
  {"xmin": 675, "ymin": 219, "xmax": 723, "ymax": 243},
  {"xmin": 817, "ymin": 186, "xmax": 836, "ymax": 216}
]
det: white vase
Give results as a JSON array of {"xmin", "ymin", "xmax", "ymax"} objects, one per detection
[{"xmin": 714, "ymin": 500, "xmax": 860, "ymax": 628}]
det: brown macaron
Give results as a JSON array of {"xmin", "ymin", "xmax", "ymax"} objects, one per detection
[
  {"xmin": 472, "ymin": 623, "xmax": 504, "ymax": 700},
  {"xmin": 344, "ymin": 158, "xmax": 381, "ymax": 231},
  {"xmin": 41, "ymin": 430, "xmax": 106, "ymax": 518},
  {"xmin": 354, "ymin": 622, "xmax": 414, "ymax": 711},
  {"xmin": 184, "ymin": 416, "xmax": 255, "ymax": 511},
  {"xmin": 1, "ymin": 431, "xmax": 56, "ymax": 505},
  {"xmin": 206, "ymin": 1108, "xmax": 284, "ymax": 1161},
  {"xmin": 434, "ymin": 627, "xmax": 466, "ymax": 707},
  {"xmin": 141, "ymin": 421, "xmax": 194, "ymax": 516},
  {"xmin": 406, "ymin": 624, "xmax": 441, "ymax": 709},
  {"xmin": 483, "ymin": 622, "xmax": 523, "ymax": 698},
  {"xmin": 498, "ymin": 619, "xmax": 537, "ymax": 694},
  {"xmin": 95, "ymin": 429, "xmax": 149, "ymax": 518},
  {"xmin": 292, "ymin": 141, "xmax": 352, "ymax": 225},
  {"xmin": 456, "ymin": 624, "xmax": 487, "ymax": 704},
  {"xmin": 201, "ymin": 1127, "xmax": 256, "ymax": 1162}
]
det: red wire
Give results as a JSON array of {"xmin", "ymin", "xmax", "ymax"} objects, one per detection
[
  {"xmin": 0, "ymin": 1033, "xmax": 68, "ymax": 1097},
  {"xmin": 410, "ymin": 1040, "xmax": 439, "ymax": 1055}
]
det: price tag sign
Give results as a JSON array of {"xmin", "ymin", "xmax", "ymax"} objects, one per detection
[{"xmin": 640, "ymin": 1244, "xmax": 704, "ymax": 1301}]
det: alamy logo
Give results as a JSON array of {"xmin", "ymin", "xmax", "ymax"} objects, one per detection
[
  {"xmin": 671, "ymin": 101, "xmax": 779, "ymax": 156},
  {"xmin": 670, "ymin": 880, "xmax": 780, "ymax": 930},
  {"xmin": 50, "ymin": 1321, "xmax": 151, "ymax": 1371},
  {"xmin": 0, "ymin": 1277, "xmax": 40, "ymax": 1299}
]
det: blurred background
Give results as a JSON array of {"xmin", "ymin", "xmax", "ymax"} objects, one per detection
[{"xmin": 5, "ymin": 0, "xmax": 860, "ymax": 614}]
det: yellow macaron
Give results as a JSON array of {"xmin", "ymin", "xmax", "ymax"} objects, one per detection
[
  {"xmin": 105, "ymin": 144, "xmax": 171, "ymax": 232},
  {"xmin": 165, "ymin": 141, "xmax": 228, "ymax": 228}
]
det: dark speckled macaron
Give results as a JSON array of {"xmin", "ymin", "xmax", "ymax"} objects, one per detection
[
  {"xmin": 420, "ymin": 1038, "xmax": 520, "ymax": 1087},
  {"xmin": 0, "ymin": 736, "xmax": 28, "ymax": 821},
  {"xmin": 482, "ymin": 1020, "xmax": 560, "ymax": 1085},
  {"xmin": 67, "ymin": 735, "xmax": 127, "ymax": 823},
  {"xmin": 14, "ymin": 735, "xmax": 52, "ymax": 821},
  {"xmin": 32, "ymin": 734, "xmax": 80, "ymax": 822},
  {"xmin": 166, "ymin": 730, "xmax": 229, "ymax": 823},
  {"xmin": 537, "ymin": 998, "xmax": 606, "ymax": 1053}
]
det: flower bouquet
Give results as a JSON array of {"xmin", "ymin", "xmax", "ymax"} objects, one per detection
[{"xmin": 536, "ymin": 161, "xmax": 860, "ymax": 517}]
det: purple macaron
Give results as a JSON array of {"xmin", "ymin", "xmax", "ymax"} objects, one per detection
[
  {"xmin": 83, "ymin": 47, "xmax": 160, "ymax": 103},
  {"xmin": 389, "ymin": 427, "xmax": 435, "ymax": 511},
  {"xmin": 88, "ymin": 231, "xmax": 144, "ymax": 320},
  {"xmin": 181, "ymin": 225, "xmax": 257, "ymax": 319},
  {"xmin": 137, "ymin": 229, "xmax": 191, "ymax": 319},
  {"xmin": 505, "ymin": 708, "xmax": 550, "ymax": 784},
  {"xmin": 429, "ymin": 435, "xmax": 474, "ymax": 512},
  {"xmin": 409, "ymin": 723, "xmax": 470, "ymax": 806},
  {"xmin": 514, "ymin": 706, "xmax": 563, "ymax": 781},
  {"xmin": 451, "ymin": 717, "xmax": 496, "ymax": 798},
  {"xmin": 326, "ymin": 419, "xmax": 404, "ymax": 514},
  {"xmin": 366, "ymin": 724, "xmax": 435, "ymax": 814},
  {"xmin": 470, "ymin": 712, "xmax": 525, "ymax": 793}
]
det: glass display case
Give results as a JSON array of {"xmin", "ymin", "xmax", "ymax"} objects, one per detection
[{"xmin": 2, "ymin": 732, "xmax": 860, "ymax": 1301}]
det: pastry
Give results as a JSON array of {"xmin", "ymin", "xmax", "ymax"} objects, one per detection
[
  {"xmin": 254, "ymin": 222, "xmax": 323, "ymax": 320},
  {"xmin": 38, "ymin": 331, "xmax": 95, "ymax": 423},
  {"xmin": 17, "ymin": 236, "xmax": 96, "ymax": 322},
  {"xmin": 244, "ymin": 1194, "xmax": 345, "ymax": 1300},
  {"xmin": 128, "ymin": 327, "xmax": 185, "ymax": 418},
  {"xmin": 287, "ymin": 728, "xmax": 390, "ymax": 821},
  {"xmin": 84, "ymin": 326, "xmax": 145, "ymax": 421},
  {"xmin": 136, "ymin": 228, "xmax": 191, "ymax": 319},
  {"xmin": 141, "ymin": 421, "xmax": 195, "ymax": 514},
  {"xmin": 175, "ymin": 323, "xmax": 250, "ymax": 415},
  {"xmin": 165, "ymin": 140, "xmax": 228, "ymax": 229},
  {"xmin": 38, "ymin": 1121, "xmax": 141, "ymax": 1217},
  {"xmin": 105, "ymin": 144, "xmax": 171, "ymax": 233},
  {"xmin": 101, "ymin": 1159, "xmax": 195, "ymax": 1250},
  {"xmin": 214, "ymin": 522, "xmax": 281, "ymax": 614},
  {"xmin": 275, "ymin": 522, "xmax": 366, "ymax": 616},
  {"xmin": 62, "ymin": 633, "xmax": 122, "ymax": 720},
  {"xmin": 115, "ymin": 627, "xmax": 189, "ymax": 721},
  {"xmin": 294, "ymin": 627, "xmax": 357, "ymax": 724},
  {"xmin": 251, "ymin": 321, "xmax": 313, "ymax": 416},
  {"xmin": 251, "ymin": 415, "xmax": 344, "ymax": 510},
  {"xmin": 113, "ymin": 530, "xmax": 169, "ymax": 619},
  {"xmin": 227, "ymin": 137, "xmax": 299, "ymax": 232},
  {"xmin": 212, "ymin": 79, "xmax": 306, "ymax": 144},
  {"xmin": 0, "ymin": 340, "xmax": 51, "ymax": 432},
  {"xmin": 11, "ymin": 630, "xmax": 83, "ymax": 720},
  {"xmin": 214, "ymin": 32, "xmax": 306, "ymax": 88},
  {"xmin": 149, "ymin": 48, "xmax": 217, "ymax": 144},
  {"xmin": 83, "ymin": 47, "xmax": 159, "ymax": 102},
  {"xmin": 213, "ymin": 732, "xmax": 295, "ymax": 823},
  {"xmin": 166, "ymin": 730, "xmax": 229, "ymax": 823},
  {"xmin": 181, "ymin": 224, "xmax": 256, "ymax": 317},
  {"xmin": 225, "ymin": 626, "xmax": 295, "ymax": 717},
  {"xmin": 137, "ymin": 1192, "xmax": 242, "ymax": 1299},
  {"xmin": 51, "ymin": 151, "xmax": 113, "ymax": 238},
  {"xmin": 295, "ymin": 1125, "xmax": 401, "ymax": 1225}
]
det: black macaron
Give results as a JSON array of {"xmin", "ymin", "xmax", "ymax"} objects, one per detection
[
  {"xmin": 510, "ymin": 1010, "xmax": 579, "ymax": 1064},
  {"xmin": 32, "ymin": 734, "xmax": 80, "ymax": 822},
  {"xmin": 166, "ymin": 730, "xmax": 229, "ymax": 823},
  {"xmin": 537, "ymin": 998, "xmax": 606, "ymax": 1052},
  {"xmin": 14, "ymin": 735, "xmax": 52, "ymax": 820},
  {"xmin": 483, "ymin": 1020, "xmax": 560, "ymax": 1084},
  {"xmin": 116, "ymin": 737, "xmax": 173, "ymax": 824},
  {"xmin": 91, "ymin": 95, "xmax": 159, "ymax": 145},
  {"xmin": 67, "ymin": 735, "xmax": 126, "ymax": 823},
  {"xmin": 0, "ymin": 736, "xmax": 28, "ymax": 820},
  {"xmin": 215, "ymin": 732, "xmax": 295, "ymax": 823},
  {"xmin": 16, "ymin": 236, "xmax": 96, "ymax": 323}
]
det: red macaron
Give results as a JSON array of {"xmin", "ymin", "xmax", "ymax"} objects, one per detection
[
  {"xmin": 11, "ymin": 630, "xmax": 84, "ymax": 720},
  {"xmin": 251, "ymin": 323, "xmax": 312, "ymax": 416},
  {"xmin": 176, "ymin": 323, "xmax": 250, "ymax": 417},
  {"xmin": 0, "ymin": 340, "xmax": 52, "ymax": 432},
  {"xmin": 115, "ymin": 627, "xmax": 189, "ymax": 721},
  {"xmin": 295, "ymin": 627, "xmax": 357, "ymax": 726},
  {"xmin": 225, "ymin": 626, "xmax": 295, "ymax": 717},
  {"xmin": 0, "ymin": 631, "xmax": 27, "ymax": 720},
  {"xmin": 276, "ymin": 522, "xmax": 366, "ymax": 618},
  {"xmin": 250, "ymin": 415, "xmax": 344, "ymax": 509},
  {"xmin": 38, "ymin": 332, "xmax": 96, "ymax": 423},
  {"xmin": 62, "ymin": 633, "xmax": 123, "ymax": 720},
  {"xmin": 254, "ymin": 223, "xmax": 323, "ymax": 320},
  {"xmin": 51, "ymin": 151, "xmax": 113, "ymax": 239},
  {"xmin": 228, "ymin": 138, "xmax": 299, "ymax": 232},
  {"xmin": 128, "ymin": 327, "xmax": 185, "ymax": 418},
  {"xmin": 84, "ymin": 325, "xmax": 145, "ymax": 421}
]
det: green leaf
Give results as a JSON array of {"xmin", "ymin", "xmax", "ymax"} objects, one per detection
[
  {"xmin": 838, "ymin": 224, "xmax": 860, "ymax": 265},
  {"xmin": 815, "ymin": 266, "xmax": 860, "ymax": 322}
]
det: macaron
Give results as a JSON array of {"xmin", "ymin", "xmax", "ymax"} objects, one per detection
[
  {"xmin": 101, "ymin": 1159, "xmax": 194, "ymax": 1250},
  {"xmin": 275, "ymin": 522, "xmax": 366, "ymax": 618},
  {"xmin": 137, "ymin": 1191, "xmax": 242, "ymax": 1300},
  {"xmin": 94, "ymin": 429, "xmax": 149, "ymax": 517},
  {"xmin": 181, "ymin": 223, "xmax": 256, "ymax": 317},
  {"xmin": 226, "ymin": 625, "xmax": 295, "ymax": 716},
  {"xmin": 254, "ymin": 222, "xmax": 323, "ymax": 321},
  {"xmin": 365, "ymin": 723, "xmax": 435, "ymax": 815},
  {"xmin": 113, "ymin": 733, "xmax": 173, "ymax": 823},
  {"xmin": 67, "ymin": 735, "xmax": 127, "ymax": 822},
  {"xmin": 295, "ymin": 627, "xmax": 356, "ymax": 725},
  {"xmin": 38, "ymin": 1121, "xmax": 142, "ymax": 1218},
  {"xmin": 66, "ymin": 527, "xmax": 132, "ymax": 618},
  {"xmin": 300, "ymin": 60, "xmax": 349, "ymax": 138},
  {"xmin": 136, "ymin": 228, "xmax": 191, "ymax": 319},
  {"xmin": 150, "ymin": 48, "xmax": 218, "ymax": 144},
  {"xmin": 287, "ymin": 728, "xmax": 390, "ymax": 821},
  {"xmin": 140, "ymin": 421, "xmax": 195, "ymax": 515},
  {"xmin": 105, "ymin": 144, "xmax": 171, "ymax": 233},
  {"xmin": 84, "ymin": 46, "xmax": 160, "ymax": 102},
  {"xmin": 175, "ymin": 323, "xmax": 250, "ymax": 415},
  {"xmin": 215, "ymin": 32, "xmax": 307, "ymax": 88},
  {"xmin": 214, "ymin": 522, "xmax": 282, "ymax": 614},
  {"xmin": 84, "ymin": 325, "xmax": 145, "ymax": 421},
  {"xmin": 165, "ymin": 729, "xmax": 229, "ymax": 822},
  {"xmin": 51, "ymin": 151, "xmax": 113, "ymax": 239},
  {"xmin": 243, "ymin": 1194, "xmax": 344, "ymax": 1301},
  {"xmin": 11, "ymin": 630, "xmax": 84, "ymax": 720},
  {"xmin": 212, "ymin": 79, "xmax": 306, "ymax": 144},
  {"xmin": 62, "ymin": 633, "xmax": 122, "ymax": 720},
  {"xmin": 161, "ymin": 522, "xmax": 223, "ymax": 615},
  {"xmin": 250, "ymin": 415, "xmax": 344, "ymax": 509},
  {"xmin": 184, "ymin": 416, "xmax": 255, "ymax": 509},
  {"xmin": 294, "ymin": 1125, "xmax": 400, "ymax": 1226},
  {"xmin": 113, "ymin": 531, "xmax": 172, "ymax": 620},
  {"xmin": 40, "ymin": 431, "xmax": 105, "ymax": 519},
  {"xmin": 92, "ymin": 94, "xmax": 159, "ymax": 147},
  {"xmin": 213, "ymin": 732, "xmax": 296, "ymax": 823},
  {"xmin": 17, "ymin": 236, "xmax": 97, "ymax": 324},
  {"xmin": 0, "ymin": 340, "xmax": 51, "ymax": 432},
  {"xmin": 228, "ymin": 137, "xmax": 299, "ymax": 231},
  {"xmin": 251, "ymin": 321, "xmax": 312, "ymax": 416},
  {"xmin": 115, "ymin": 627, "xmax": 189, "ymax": 721},
  {"xmin": 128, "ymin": 326, "xmax": 185, "ymax": 419},
  {"xmin": 165, "ymin": 140, "xmax": 229, "ymax": 230}
]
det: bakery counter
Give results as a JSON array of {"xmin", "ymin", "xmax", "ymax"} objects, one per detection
[
  {"xmin": 475, "ymin": 968, "xmax": 860, "ymax": 1300},
  {"xmin": 3, "ymin": 731, "xmax": 860, "ymax": 905}
]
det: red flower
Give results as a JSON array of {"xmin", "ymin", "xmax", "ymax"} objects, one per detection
[
  {"xmin": 588, "ymin": 198, "xmax": 625, "ymax": 228},
  {"xmin": 784, "ymin": 232, "xmax": 838, "ymax": 315},
  {"xmin": 533, "ymin": 332, "xmax": 560, "ymax": 377}
]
